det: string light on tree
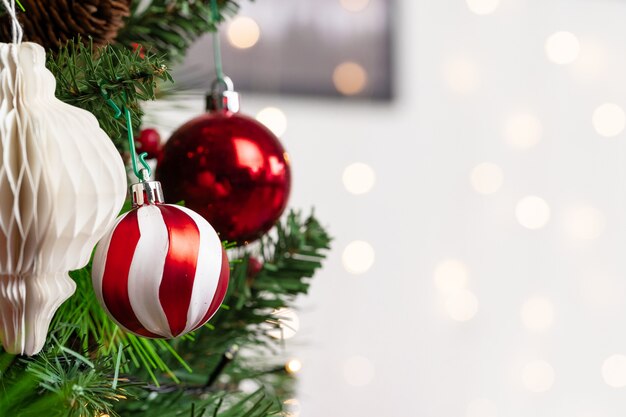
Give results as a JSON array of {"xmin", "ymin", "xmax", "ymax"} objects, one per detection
[{"xmin": 286, "ymin": 358, "xmax": 303, "ymax": 374}]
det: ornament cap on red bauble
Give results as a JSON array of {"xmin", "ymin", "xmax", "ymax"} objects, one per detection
[
  {"xmin": 92, "ymin": 179, "xmax": 230, "ymax": 339},
  {"xmin": 156, "ymin": 78, "xmax": 291, "ymax": 245}
]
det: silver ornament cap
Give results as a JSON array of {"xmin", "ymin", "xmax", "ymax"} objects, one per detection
[
  {"xmin": 206, "ymin": 76, "xmax": 240, "ymax": 113},
  {"xmin": 131, "ymin": 180, "xmax": 164, "ymax": 207}
]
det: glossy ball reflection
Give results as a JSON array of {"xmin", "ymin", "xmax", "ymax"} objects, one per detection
[{"xmin": 156, "ymin": 110, "xmax": 291, "ymax": 244}]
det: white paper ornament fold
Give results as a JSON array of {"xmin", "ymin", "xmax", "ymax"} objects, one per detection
[{"xmin": 0, "ymin": 42, "xmax": 127, "ymax": 355}]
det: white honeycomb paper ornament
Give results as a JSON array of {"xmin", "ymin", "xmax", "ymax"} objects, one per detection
[{"xmin": 0, "ymin": 42, "xmax": 127, "ymax": 355}]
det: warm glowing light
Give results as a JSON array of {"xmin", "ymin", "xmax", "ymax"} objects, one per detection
[
  {"xmin": 593, "ymin": 103, "xmax": 626, "ymax": 137},
  {"xmin": 266, "ymin": 308, "xmax": 300, "ymax": 340},
  {"xmin": 466, "ymin": 398, "xmax": 498, "ymax": 417},
  {"xmin": 256, "ymin": 107, "xmax": 287, "ymax": 137},
  {"xmin": 602, "ymin": 355, "xmax": 626, "ymax": 388},
  {"xmin": 521, "ymin": 296, "xmax": 554, "ymax": 332},
  {"xmin": 545, "ymin": 31, "xmax": 580, "ymax": 65},
  {"xmin": 227, "ymin": 16, "xmax": 261, "ymax": 49},
  {"xmin": 286, "ymin": 359, "xmax": 303, "ymax": 374},
  {"xmin": 522, "ymin": 360, "xmax": 555, "ymax": 393},
  {"xmin": 504, "ymin": 113, "xmax": 542, "ymax": 149},
  {"xmin": 343, "ymin": 163, "xmax": 376, "ymax": 195},
  {"xmin": 515, "ymin": 196, "xmax": 551, "ymax": 230},
  {"xmin": 283, "ymin": 399, "xmax": 301, "ymax": 417},
  {"xmin": 470, "ymin": 163, "xmax": 503, "ymax": 195},
  {"xmin": 466, "ymin": 0, "xmax": 499, "ymax": 15},
  {"xmin": 342, "ymin": 355, "xmax": 375, "ymax": 387},
  {"xmin": 333, "ymin": 62, "xmax": 368, "ymax": 96},
  {"xmin": 562, "ymin": 205, "xmax": 606, "ymax": 240},
  {"xmin": 340, "ymin": 0, "xmax": 370, "ymax": 12},
  {"xmin": 434, "ymin": 259, "xmax": 469, "ymax": 294},
  {"xmin": 445, "ymin": 289, "xmax": 478, "ymax": 322},
  {"xmin": 443, "ymin": 58, "xmax": 479, "ymax": 94},
  {"xmin": 342, "ymin": 240, "xmax": 375, "ymax": 274}
]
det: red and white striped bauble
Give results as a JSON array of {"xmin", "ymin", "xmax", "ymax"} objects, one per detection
[{"xmin": 92, "ymin": 201, "xmax": 229, "ymax": 338}]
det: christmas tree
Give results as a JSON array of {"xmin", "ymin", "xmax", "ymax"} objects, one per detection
[{"xmin": 0, "ymin": 1, "xmax": 331, "ymax": 416}]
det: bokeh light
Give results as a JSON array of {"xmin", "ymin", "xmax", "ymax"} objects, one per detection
[
  {"xmin": 227, "ymin": 16, "xmax": 261, "ymax": 49},
  {"xmin": 515, "ymin": 196, "xmax": 551, "ymax": 230},
  {"xmin": 470, "ymin": 162, "xmax": 504, "ymax": 194},
  {"xmin": 286, "ymin": 358, "xmax": 303, "ymax": 374},
  {"xmin": 343, "ymin": 355, "xmax": 376, "ymax": 387},
  {"xmin": 545, "ymin": 31, "xmax": 580, "ymax": 64},
  {"xmin": 333, "ymin": 62, "xmax": 368, "ymax": 96},
  {"xmin": 504, "ymin": 113, "xmax": 543, "ymax": 149},
  {"xmin": 434, "ymin": 259, "xmax": 469, "ymax": 294},
  {"xmin": 342, "ymin": 240, "xmax": 375, "ymax": 274},
  {"xmin": 522, "ymin": 360, "xmax": 555, "ymax": 392},
  {"xmin": 343, "ymin": 163, "xmax": 376, "ymax": 195},
  {"xmin": 466, "ymin": 0, "xmax": 499, "ymax": 15},
  {"xmin": 521, "ymin": 296, "xmax": 554, "ymax": 332},
  {"xmin": 593, "ymin": 103, "xmax": 626, "ymax": 137},
  {"xmin": 256, "ymin": 107, "xmax": 287, "ymax": 137},
  {"xmin": 445, "ymin": 289, "xmax": 479, "ymax": 322},
  {"xmin": 443, "ymin": 57, "xmax": 479, "ymax": 94},
  {"xmin": 602, "ymin": 355, "xmax": 626, "ymax": 388}
]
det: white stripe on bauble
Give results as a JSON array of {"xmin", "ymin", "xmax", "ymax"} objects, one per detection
[
  {"xmin": 128, "ymin": 205, "xmax": 171, "ymax": 337},
  {"xmin": 174, "ymin": 205, "xmax": 224, "ymax": 334}
]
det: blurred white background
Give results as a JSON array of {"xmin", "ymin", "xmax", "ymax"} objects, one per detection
[{"xmin": 147, "ymin": 0, "xmax": 626, "ymax": 415}]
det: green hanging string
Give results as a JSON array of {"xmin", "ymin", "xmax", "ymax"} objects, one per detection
[{"xmin": 210, "ymin": 0, "xmax": 225, "ymax": 82}]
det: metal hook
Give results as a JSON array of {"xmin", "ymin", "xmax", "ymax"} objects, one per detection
[{"xmin": 100, "ymin": 86, "xmax": 151, "ymax": 181}]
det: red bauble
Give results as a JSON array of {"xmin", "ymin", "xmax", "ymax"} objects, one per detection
[
  {"xmin": 156, "ymin": 110, "xmax": 291, "ymax": 244},
  {"xmin": 137, "ymin": 128, "xmax": 162, "ymax": 159}
]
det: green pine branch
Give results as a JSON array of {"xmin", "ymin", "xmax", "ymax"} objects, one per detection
[
  {"xmin": 46, "ymin": 38, "xmax": 172, "ymax": 150},
  {"xmin": 116, "ymin": 0, "xmax": 242, "ymax": 62}
]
